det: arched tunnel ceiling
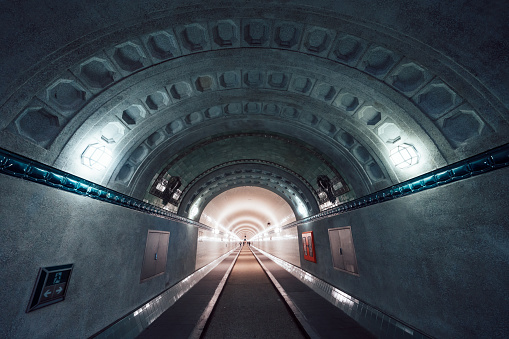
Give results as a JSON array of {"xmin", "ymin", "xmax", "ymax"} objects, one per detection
[
  {"xmin": 177, "ymin": 162, "xmax": 323, "ymax": 220},
  {"xmin": 149, "ymin": 133, "xmax": 342, "ymax": 194},
  {"xmin": 1, "ymin": 1, "xmax": 508, "ymax": 230},
  {"xmin": 145, "ymin": 133, "xmax": 351, "ymax": 218},
  {"xmin": 199, "ymin": 186, "xmax": 296, "ymax": 239}
]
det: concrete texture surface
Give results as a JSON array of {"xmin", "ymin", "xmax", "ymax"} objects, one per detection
[
  {"xmin": 0, "ymin": 175, "xmax": 199, "ymax": 338},
  {"xmin": 297, "ymin": 166, "xmax": 509, "ymax": 338}
]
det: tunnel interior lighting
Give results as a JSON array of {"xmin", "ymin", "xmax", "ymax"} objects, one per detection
[
  {"xmin": 389, "ymin": 143, "xmax": 419, "ymax": 169},
  {"xmin": 188, "ymin": 198, "xmax": 202, "ymax": 219},
  {"xmin": 296, "ymin": 198, "xmax": 309, "ymax": 217},
  {"xmin": 81, "ymin": 143, "xmax": 112, "ymax": 170},
  {"xmin": 189, "ymin": 205, "xmax": 200, "ymax": 219}
]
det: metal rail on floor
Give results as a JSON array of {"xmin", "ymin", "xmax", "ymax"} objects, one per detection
[
  {"xmin": 250, "ymin": 246, "xmax": 320, "ymax": 339},
  {"xmin": 252, "ymin": 247, "xmax": 431, "ymax": 339},
  {"xmin": 91, "ymin": 247, "xmax": 241, "ymax": 339},
  {"xmin": 188, "ymin": 248, "xmax": 242, "ymax": 339}
]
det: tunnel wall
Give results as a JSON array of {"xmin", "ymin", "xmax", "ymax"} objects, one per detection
[
  {"xmin": 0, "ymin": 175, "xmax": 199, "ymax": 338},
  {"xmin": 195, "ymin": 229, "xmax": 238, "ymax": 270},
  {"xmin": 252, "ymin": 226, "xmax": 300, "ymax": 267},
  {"xmin": 294, "ymin": 166, "xmax": 509, "ymax": 338}
]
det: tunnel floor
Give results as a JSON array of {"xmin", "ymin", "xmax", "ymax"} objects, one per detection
[
  {"xmin": 137, "ymin": 245, "xmax": 374, "ymax": 338},
  {"xmin": 202, "ymin": 245, "xmax": 306, "ymax": 338}
]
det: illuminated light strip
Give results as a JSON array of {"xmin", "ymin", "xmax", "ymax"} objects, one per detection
[
  {"xmin": 0, "ymin": 148, "xmax": 213, "ymax": 231},
  {"xmin": 201, "ymin": 213, "xmax": 240, "ymax": 240},
  {"xmin": 283, "ymin": 143, "xmax": 509, "ymax": 229}
]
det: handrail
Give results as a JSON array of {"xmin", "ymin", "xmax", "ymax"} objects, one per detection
[
  {"xmin": 284, "ymin": 142, "xmax": 509, "ymax": 229},
  {"xmin": 0, "ymin": 148, "xmax": 214, "ymax": 231}
]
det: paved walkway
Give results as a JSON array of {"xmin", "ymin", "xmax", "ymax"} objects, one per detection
[
  {"xmin": 251, "ymin": 247, "xmax": 374, "ymax": 339},
  {"xmin": 202, "ymin": 245, "xmax": 306, "ymax": 338},
  {"xmin": 137, "ymin": 250, "xmax": 239, "ymax": 339},
  {"xmin": 136, "ymin": 245, "xmax": 373, "ymax": 338}
]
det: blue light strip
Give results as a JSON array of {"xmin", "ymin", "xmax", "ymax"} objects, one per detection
[
  {"xmin": 285, "ymin": 143, "xmax": 509, "ymax": 228},
  {"xmin": 1, "ymin": 143, "xmax": 508, "ymax": 230},
  {"xmin": 0, "ymin": 148, "xmax": 213, "ymax": 231}
]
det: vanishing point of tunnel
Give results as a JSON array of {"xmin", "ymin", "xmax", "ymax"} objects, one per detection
[{"xmin": 1, "ymin": 1, "xmax": 508, "ymax": 338}]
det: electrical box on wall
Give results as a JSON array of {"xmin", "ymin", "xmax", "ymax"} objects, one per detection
[
  {"xmin": 301, "ymin": 231, "xmax": 317, "ymax": 263},
  {"xmin": 328, "ymin": 226, "xmax": 359, "ymax": 275},
  {"xmin": 26, "ymin": 264, "xmax": 74, "ymax": 312},
  {"xmin": 140, "ymin": 230, "xmax": 170, "ymax": 283}
]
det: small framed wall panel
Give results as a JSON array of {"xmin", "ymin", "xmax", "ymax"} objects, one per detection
[
  {"xmin": 302, "ymin": 231, "xmax": 317, "ymax": 263},
  {"xmin": 140, "ymin": 230, "xmax": 170, "ymax": 283},
  {"xmin": 26, "ymin": 264, "xmax": 74, "ymax": 312},
  {"xmin": 328, "ymin": 226, "xmax": 359, "ymax": 275}
]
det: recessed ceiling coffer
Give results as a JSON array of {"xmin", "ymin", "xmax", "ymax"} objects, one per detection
[
  {"xmin": 140, "ymin": 230, "xmax": 170, "ymax": 283},
  {"xmin": 328, "ymin": 226, "xmax": 359, "ymax": 275}
]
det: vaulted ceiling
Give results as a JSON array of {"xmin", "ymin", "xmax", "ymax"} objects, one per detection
[{"xmin": 1, "ymin": 0, "xmax": 507, "ymax": 237}]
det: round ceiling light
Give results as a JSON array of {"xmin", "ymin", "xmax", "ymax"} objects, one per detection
[
  {"xmin": 389, "ymin": 143, "xmax": 419, "ymax": 169},
  {"xmin": 81, "ymin": 143, "xmax": 112, "ymax": 170}
]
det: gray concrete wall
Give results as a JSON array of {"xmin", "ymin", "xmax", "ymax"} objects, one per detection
[
  {"xmin": 295, "ymin": 166, "xmax": 509, "ymax": 338},
  {"xmin": 0, "ymin": 175, "xmax": 199, "ymax": 338},
  {"xmin": 253, "ymin": 226, "xmax": 300, "ymax": 267},
  {"xmin": 195, "ymin": 229, "xmax": 238, "ymax": 270}
]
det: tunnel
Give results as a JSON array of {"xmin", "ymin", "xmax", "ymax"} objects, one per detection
[{"xmin": 0, "ymin": 1, "xmax": 508, "ymax": 338}]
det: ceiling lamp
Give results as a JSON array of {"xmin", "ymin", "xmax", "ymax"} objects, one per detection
[
  {"xmin": 389, "ymin": 143, "xmax": 419, "ymax": 169},
  {"xmin": 81, "ymin": 143, "xmax": 112, "ymax": 170}
]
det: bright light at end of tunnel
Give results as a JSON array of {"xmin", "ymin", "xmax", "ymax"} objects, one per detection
[
  {"xmin": 389, "ymin": 143, "xmax": 419, "ymax": 169},
  {"xmin": 81, "ymin": 143, "xmax": 112, "ymax": 170}
]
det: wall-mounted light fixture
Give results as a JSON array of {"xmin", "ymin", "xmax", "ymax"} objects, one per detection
[
  {"xmin": 295, "ymin": 197, "xmax": 309, "ymax": 217},
  {"xmin": 189, "ymin": 205, "xmax": 200, "ymax": 219},
  {"xmin": 389, "ymin": 143, "xmax": 419, "ymax": 169},
  {"xmin": 81, "ymin": 143, "xmax": 112, "ymax": 170}
]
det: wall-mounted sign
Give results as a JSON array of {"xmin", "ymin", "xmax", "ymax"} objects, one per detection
[
  {"xmin": 302, "ymin": 231, "xmax": 317, "ymax": 263},
  {"xmin": 26, "ymin": 264, "xmax": 74, "ymax": 312}
]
